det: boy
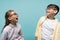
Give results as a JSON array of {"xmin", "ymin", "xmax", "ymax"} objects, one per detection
[{"xmin": 35, "ymin": 4, "xmax": 60, "ymax": 40}]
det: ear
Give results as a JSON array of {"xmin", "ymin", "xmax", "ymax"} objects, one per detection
[
  {"xmin": 8, "ymin": 17, "xmax": 11, "ymax": 20},
  {"xmin": 54, "ymin": 10, "xmax": 58, "ymax": 14}
]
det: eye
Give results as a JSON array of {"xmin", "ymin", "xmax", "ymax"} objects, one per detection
[
  {"xmin": 53, "ymin": 8, "xmax": 57, "ymax": 10},
  {"xmin": 14, "ymin": 13, "xmax": 17, "ymax": 15},
  {"xmin": 10, "ymin": 13, "xmax": 17, "ymax": 17}
]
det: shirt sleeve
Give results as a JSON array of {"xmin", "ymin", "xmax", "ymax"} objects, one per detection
[
  {"xmin": 18, "ymin": 24, "xmax": 24, "ymax": 40},
  {"xmin": 35, "ymin": 16, "xmax": 46, "ymax": 37},
  {"xmin": 0, "ymin": 30, "xmax": 8, "ymax": 40},
  {"xmin": 18, "ymin": 29, "xmax": 24, "ymax": 40}
]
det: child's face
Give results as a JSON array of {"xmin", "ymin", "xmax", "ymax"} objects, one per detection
[
  {"xmin": 46, "ymin": 7, "xmax": 57, "ymax": 17},
  {"xmin": 8, "ymin": 11, "xmax": 18, "ymax": 23}
]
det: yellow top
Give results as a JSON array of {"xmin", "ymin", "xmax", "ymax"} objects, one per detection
[{"xmin": 35, "ymin": 16, "xmax": 60, "ymax": 40}]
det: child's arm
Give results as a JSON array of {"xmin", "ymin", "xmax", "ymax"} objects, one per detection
[
  {"xmin": 17, "ymin": 24, "xmax": 24, "ymax": 40},
  {"xmin": 35, "ymin": 37, "xmax": 38, "ymax": 40},
  {"xmin": 18, "ymin": 29, "xmax": 24, "ymax": 40},
  {"xmin": 0, "ymin": 30, "xmax": 8, "ymax": 40},
  {"xmin": 35, "ymin": 16, "xmax": 46, "ymax": 40}
]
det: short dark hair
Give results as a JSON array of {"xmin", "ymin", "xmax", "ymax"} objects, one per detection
[{"xmin": 47, "ymin": 4, "xmax": 59, "ymax": 15}]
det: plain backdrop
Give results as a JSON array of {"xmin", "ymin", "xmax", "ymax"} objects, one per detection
[{"xmin": 0, "ymin": 0, "xmax": 60, "ymax": 40}]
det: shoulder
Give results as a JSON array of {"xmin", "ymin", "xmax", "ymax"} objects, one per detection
[
  {"xmin": 41, "ymin": 16, "xmax": 47, "ymax": 18},
  {"xmin": 39, "ymin": 16, "xmax": 47, "ymax": 21},
  {"xmin": 39, "ymin": 16, "xmax": 47, "ymax": 20},
  {"xmin": 58, "ymin": 22, "xmax": 60, "ymax": 26},
  {"xmin": 3, "ymin": 26, "xmax": 12, "ymax": 33},
  {"xmin": 17, "ymin": 23, "xmax": 22, "ymax": 29},
  {"xmin": 38, "ymin": 16, "xmax": 47, "ymax": 22}
]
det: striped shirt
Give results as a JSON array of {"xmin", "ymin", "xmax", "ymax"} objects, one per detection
[{"xmin": 41, "ymin": 18, "xmax": 55, "ymax": 40}]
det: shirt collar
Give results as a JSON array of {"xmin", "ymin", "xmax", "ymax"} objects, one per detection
[{"xmin": 9, "ymin": 23, "xmax": 18, "ymax": 28}]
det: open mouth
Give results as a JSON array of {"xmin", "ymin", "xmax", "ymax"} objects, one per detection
[{"xmin": 16, "ymin": 18, "xmax": 18, "ymax": 20}]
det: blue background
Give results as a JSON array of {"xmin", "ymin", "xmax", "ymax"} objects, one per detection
[{"xmin": 0, "ymin": 0, "xmax": 60, "ymax": 40}]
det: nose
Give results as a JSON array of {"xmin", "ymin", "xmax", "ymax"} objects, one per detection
[
  {"xmin": 15, "ymin": 15, "xmax": 18, "ymax": 19},
  {"xmin": 15, "ymin": 15, "xmax": 18, "ymax": 17}
]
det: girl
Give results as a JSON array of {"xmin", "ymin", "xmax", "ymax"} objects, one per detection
[{"xmin": 0, "ymin": 10, "xmax": 24, "ymax": 40}]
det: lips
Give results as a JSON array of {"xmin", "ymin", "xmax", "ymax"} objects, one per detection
[{"xmin": 16, "ymin": 18, "xmax": 18, "ymax": 20}]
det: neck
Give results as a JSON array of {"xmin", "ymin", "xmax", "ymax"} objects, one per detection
[
  {"xmin": 47, "ymin": 16, "xmax": 55, "ymax": 20},
  {"xmin": 10, "ymin": 22, "xmax": 16, "ymax": 26}
]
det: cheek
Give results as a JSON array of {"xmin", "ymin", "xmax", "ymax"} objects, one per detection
[
  {"xmin": 46, "ymin": 10, "xmax": 50, "ymax": 15},
  {"xmin": 12, "ymin": 16, "xmax": 18, "ymax": 21},
  {"xmin": 46, "ymin": 10, "xmax": 50, "ymax": 13},
  {"xmin": 10, "ymin": 16, "xmax": 15, "ymax": 20},
  {"xmin": 10, "ymin": 15, "xmax": 18, "ymax": 20},
  {"xmin": 12, "ymin": 17, "xmax": 16, "ymax": 20}
]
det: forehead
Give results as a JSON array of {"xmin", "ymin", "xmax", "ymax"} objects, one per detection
[
  {"xmin": 9, "ymin": 11, "xmax": 18, "ymax": 17},
  {"xmin": 10, "ymin": 11, "xmax": 17, "ymax": 15}
]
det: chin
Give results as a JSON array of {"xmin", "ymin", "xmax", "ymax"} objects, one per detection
[
  {"xmin": 16, "ymin": 21, "xmax": 18, "ymax": 23},
  {"xmin": 14, "ymin": 21, "xmax": 18, "ymax": 24},
  {"xmin": 47, "ymin": 15, "xmax": 50, "ymax": 17},
  {"xmin": 47, "ymin": 14, "xmax": 50, "ymax": 16}
]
